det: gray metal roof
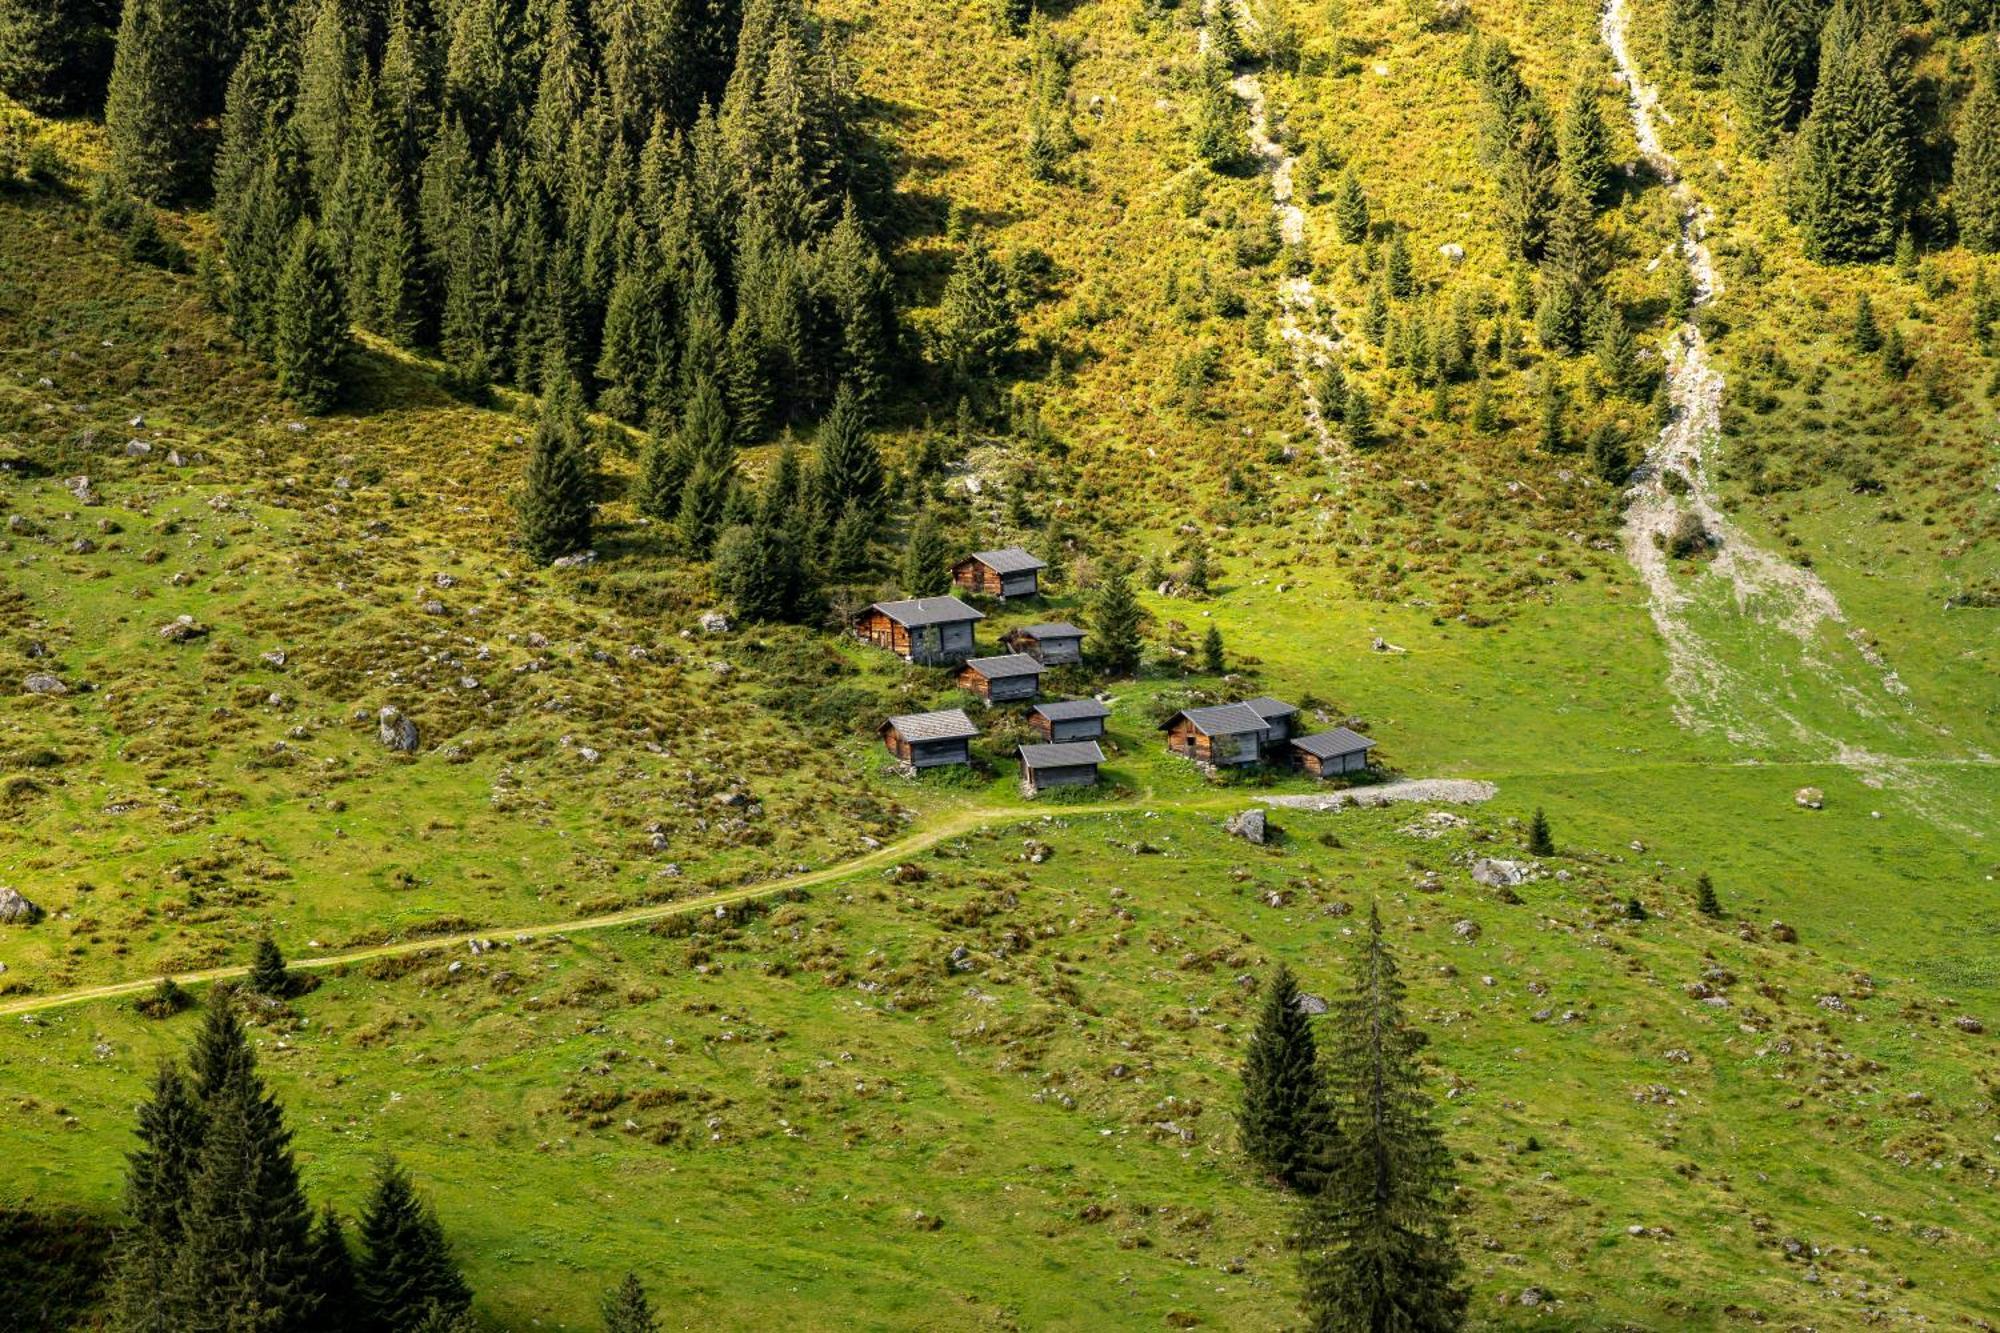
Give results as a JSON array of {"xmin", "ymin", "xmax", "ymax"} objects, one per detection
[
  {"xmin": 1018, "ymin": 741, "xmax": 1105, "ymax": 769},
  {"xmin": 882, "ymin": 708, "xmax": 980, "ymax": 742},
  {"xmin": 1033, "ymin": 698, "xmax": 1111, "ymax": 721},
  {"xmin": 964, "ymin": 547, "xmax": 1047, "ymax": 575},
  {"xmin": 1010, "ymin": 622, "xmax": 1083, "ymax": 640},
  {"xmin": 1164, "ymin": 702, "xmax": 1269, "ymax": 735},
  {"xmin": 1291, "ymin": 727, "xmax": 1376, "ymax": 759},
  {"xmin": 870, "ymin": 595, "xmax": 986, "ymax": 628},
  {"xmin": 1243, "ymin": 696, "xmax": 1299, "ymax": 719},
  {"xmin": 963, "ymin": 652, "xmax": 1045, "ymax": 679}
]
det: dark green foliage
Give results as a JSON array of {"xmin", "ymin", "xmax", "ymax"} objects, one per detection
[
  {"xmin": 109, "ymin": 1061, "xmax": 206, "ymax": 1332},
  {"xmin": 274, "ymin": 219, "xmax": 349, "ymax": 413},
  {"xmin": 936, "ymin": 234, "xmax": 1018, "ymax": 379},
  {"xmin": 1626, "ymin": 897, "xmax": 1649, "ymax": 921},
  {"xmin": 1727, "ymin": 0, "xmax": 1804, "ymax": 158},
  {"xmin": 633, "ymin": 435, "xmax": 690, "ymax": 523},
  {"xmin": 1536, "ymin": 374, "xmax": 1566, "ymax": 453},
  {"xmin": 518, "ymin": 368, "xmax": 595, "ymax": 564},
  {"xmin": 828, "ymin": 498, "xmax": 870, "ymax": 577},
  {"xmin": 355, "ymin": 1158, "xmax": 472, "ymax": 1332},
  {"xmin": 1589, "ymin": 423, "xmax": 1631, "ymax": 484},
  {"xmin": 1790, "ymin": 1, "xmax": 1910, "ymax": 264},
  {"xmin": 0, "ymin": 0, "xmax": 117, "ymax": 114},
  {"xmin": 134, "ymin": 975, "xmax": 195, "ymax": 1018},
  {"xmin": 1313, "ymin": 358, "xmax": 1348, "ymax": 422},
  {"xmin": 1089, "ymin": 563, "xmax": 1145, "ymax": 675},
  {"xmin": 1334, "ymin": 170, "xmax": 1369, "ymax": 244},
  {"xmin": 601, "ymin": 1272, "xmax": 661, "ymax": 1333},
  {"xmin": 1880, "ymin": 324, "xmax": 1910, "ymax": 378},
  {"xmin": 1185, "ymin": 540, "xmax": 1210, "ymax": 592},
  {"xmin": 1958, "ymin": 46, "xmax": 2000, "ymax": 254},
  {"xmin": 812, "ymin": 382, "xmax": 884, "ymax": 518},
  {"xmin": 1296, "ymin": 904, "xmax": 1467, "ymax": 1332},
  {"xmin": 119, "ymin": 206, "xmax": 184, "ymax": 269},
  {"xmin": 1559, "ymin": 78, "xmax": 1613, "ymax": 207},
  {"xmin": 1534, "ymin": 189, "xmax": 1599, "ymax": 354},
  {"xmin": 1201, "ymin": 624, "xmax": 1224, "ymax": 674},
  {"xmin": 1193, "ymin": 50, "xmax": 1247, "ymax": 169},
  {"xmin": 248, "ymin": 932, "xmax": 290, "ymax": 999},
  {"xmin": 1240, "ymin": 965, "xmax": 1338, "ymax": 1191},
  {"xmin": 103, "ymin": 0, "xmax": 201, "ymax": 201},
  {"xmin": 1497, "ymin": 109, "xmax": 1560, "ymax": 261},
  {"xmin": 1344, "ymin": 385, "xmax": 1373, "ymax": 447},
  {"xmin": 1695, "ymin": 872, "xmax": 1723, "ymax": 918},
  {"xmin": 1852, "ymin": 291, "xmax": 1881, "ymax": 350},
  {"xmin": 900, "ymin": 510, "xmax": 952, "ymax": 596},
  {"xmin": 1527, "ymin": 807, "xmax": 1554, "ymax": 855},
  {"xmin": 306, "ymin": 1207, "xmax": 357, "ymax": 1333},
  {"xmin": 1385, "ymin": 230, "xmax": 1414, "ymax": 298},
  {"xmin": 1664, "ymin": 0, "xmax": 1716, "ymax": 75},
  {"xmin": 713, "ymin": 523, "xmax": 820, "ymax": 624}
]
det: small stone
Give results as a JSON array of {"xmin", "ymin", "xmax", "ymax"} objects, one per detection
[
  {"xmin": 23, "ymin": 673, "xmax": 67, "ymax": 695},
  {"xmin": 377, "ymin": 706, "xmax": 421, "ymax": 753},
  {"xmin": 157, "ymin": 615, "xmax": 209, "ymax": 642},
  {"xmin": 1452, "ymin": 918, "xmax": 1481, "ymax": 941},
  {"xmin": 0, "ymin": 887, "xmax": 45, "ymax": 925},
  {"xmin": 1954, "ymin": 1015, "xmax": 1984, "ymax": 1034},
  {"xmin": 698, "ymin": 611, "xmax": 731, "ymax": 634},
  {"xmin": 1793, "ymin": 786, "xmax": 1824, "ymax": 810},
  {"xmin": 550, "ymin": 549, "xmax": 597, "ymax": 570}
]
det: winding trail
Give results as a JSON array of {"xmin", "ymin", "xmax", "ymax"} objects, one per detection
[{"xmin": 1597, "ymin": 0, "xmax": 1981, "ymax": 827}]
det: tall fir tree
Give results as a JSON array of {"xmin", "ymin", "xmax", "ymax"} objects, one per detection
[
  {"xmin": 1663, "ymin": 0, "xmax": 1716, "ymax": 75},
  {"xmin": 1727, "ymin": 0, "xmax": 1804, "ymax": 158},
  {"xmin": 275, "ymin": 219, "xmax": 349, "ymax": 413},
  {"xmin": 354, "ymin": 1158, "xmax": 473, "ymax": 1332},
  {"xmin": 1240, "ymin": 964, "xmax": 1339, "ymax": 1192},
  {"xmin": 811, "ymin": 380, "xmax": 883, "ymax": 517},
  {"xmin": 1534, "ymin": 189, "xmax": 1600, "ymax": 353},
  {"xmin": 936, "ymin": 234, "xmax": 1017, "ymax": 379},
  {"xmin": 1558, "ymin": 78, "xmax": 1614, "ymax": 208},
  {"xmin": 517, "ymin": 365, "xmax": 595, "ymax": 563},
  {"xmin": 1333, "ymin": 170, "xmax": 1369, "ymax": 244},
  {"xmin": 1296, "ymin": 904, "xmax": 1467, "ymax": 1333},
  {"xmin": 306, "ymin": 1206, "xmax": 359, "ymax": 1333},
  {"xmin": 1497, "ymin": 108, "xmax": 1560, "ymax": 260},
  {"xmin": 1790, "ymin": 0, "xmax": 1910, "ymax": 263},
  {"xmin": 0, "ymin": 0, "xmax": 118, "ymax": 114},
  {"xmin": 602, "ymin": 1273, "xmax": 661, "ymax": 1333},
  {"xmin": 103, "ymin": 0, "xmax": 202, "ymax": 201},
  {"xmin": 900, "ymin": 510, "xmax": 952, "ymax": 596},
  {"xmin": 1955, "ymin": 44, "xmax": 2000, "ymax": 254},
  {"xmin": 248, "ymin": 931, "xmax": 290, "ymax": 998},
  {"xmin": 1090, "ymin": 562, "xmax": 1144, "ymax": 675},
  {"xmin": 109, "ymin": 1061, "xmax": 207, "ymax": 1333}
]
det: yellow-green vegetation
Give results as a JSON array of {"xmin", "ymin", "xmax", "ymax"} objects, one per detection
[{"xmin": 3, "ymin": 0, "xmax": 1998, "ymax": 1324}]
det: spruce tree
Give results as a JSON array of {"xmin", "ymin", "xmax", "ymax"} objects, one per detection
[
  {"xmin": 1386, "ymin": 230, "xmax": 1414, "ymax": 298},
  {"xmin": 1498, "ymin": 108, "xmax": 1559, "ymax": 261},
  {"xmin": 828, "ymin": 498, "xmax": 870, "ymax": 577},
  {"xmin": 275, "ymin": 219, "xmax": 350, "ymax": 414},
  {"xmin": 1201, "ymin": 624, "xmax": 1225, "ymax": 674},
  {"xmin": 1559, "ymin": 78, "xmax": 1614, "ymax": 208},
  {"xmin": 1344, "ymin": 385, "xmax": 1374, "ymax": 447},
  {"xmin": 900, "ymin": 510, "xmax": 952, "ymax": 596},
  {"xmin": 1240, "ymin": 964, "xmax": 1338, "ymax": 1191},
  {"xmin": 1333, "ymin": 170, "xmax": 1369, "ymax": 244},
  {"xmin": 812, "ymin": 382, "xmax": 884, "ymax": 517},
  {"xmin": 518, "ymin": 367, "xmax": 595, "ymax": 564},
  {"xmin": 1090, "ymin": 562, "xmax": 1144, "ymax": 675},
  {"xmin": 1526, "ymin": 807, "xmax": 1554, "ymax": 855},
  {"xmin": 633, "ymin": 435, "xmax": 691, "ymax": 524},
  {"xmin": 1727, "ymin": 0, "xmax": 1802, "ymax": 159},
  {"xmin": 306, "ymin": 1206, "xmax": 358, "ymax": 1333},
  {"xmin": 1959, "ymin": 46, "xmax": 2000, "ymax": 254},
  {"xmin": 1297, "ymin": 904, "xmax": 1467, "ymax": 1332},
  {"xmin": 355, "ymin": 1158, "xmax": 473, "ymax": 1332},
  {"xmin": 103, "ymin": 0, "xmax": 201, "ymax": 201},
  {"xmin": 1313, "ymin": 357, "xmax": 1348, "ymax": 422},
  {"xmin": 1790, "ymin": 1, "xmax": 1910, "ymax": 264},
  {"xmin": 110, "ymin": 1061, "xmax": 207, "ymax": 1333},
  {"xmin": 1695, "ymin": 872, "xmax": 1723, "ymax": 918},
  {"xmin": 602, "ymin": 1273, "xmax": 660, "ymax": 1333},
  {"xmin": 248, "ymin": 932, "xmax": 290, "ymax": 999},
  {"xmin": 1664, "ymin": 0, "xmax": 1716, "ymax": 76},
  {"xmin": 936, "ymin": 235, "xmax": 1017, "ymax": 379},
  {"xmin": 1852, "ymin": 291, "xmax": 1882, "ymax": 350},
  {"xmin": 1534, "ymin": 189, "xmax": 1599, "ymax": 354},
  {"xmin": 0, "ymin": 0, "xmax": 118, "ymax": 114}
]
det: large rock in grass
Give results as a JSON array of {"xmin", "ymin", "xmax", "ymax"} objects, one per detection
[
  {"xmin": 0, "ymin": 887, "xmax": 45, "ymax": 925},
  {"xmin": 1470, "ymin": 857, "xmax": 1530, "ymax": 888},
  {"xmin": 377, "ymin": 706, "xmax": 420, "ymax": 753},
  {"xmin": 1793, "ymin": 786, "xmax": 1824, "ymax": 810},
  {"xmin": 23, "ymin": 673, "xmax": 67, "ymax": 696},
  {"xmin": 1224, "ymin": 809, "xmax": 1267, "ymax": 844}
]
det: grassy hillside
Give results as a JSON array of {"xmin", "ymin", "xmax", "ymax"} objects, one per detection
[{"xmin": 2, "ymin": 0, "xmax": 1997, "ymax": 1326}]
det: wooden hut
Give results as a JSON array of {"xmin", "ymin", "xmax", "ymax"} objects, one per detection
[
  {"xmin": 1290, "ymin": 727, "xmax": 1376, "ymax": 778},
  {"xmin": 1029, "ymin": 698, "xmax": 1110, "ymax": 743},
  {"xmin": 951, "ymin": 547, "xmax": 1047, "ymax": 601},
  {"xmin": 1018, "ymin": 741, "xmax": 1105, "ymax": 793},
  {"xmin": 853, "ymin": 596, "xmax": 985, "ymax": 664},
  {"xmin": 956, "ymin": 653, "xmax": 1045, "ymax": 704},
  {"xmin": 1241, "ymin": 697, "xmax": 1300, "ymax": 750},
  {"xmin": 1000, "ymin": 622, "xmax": 1085, "ymax": 666},
  {"xmin": 1160, "ymin": 702, "xmax": 1270, "ymax": 768},
  {"xmin": 879, "ymin": 709, "xmax": 979, "ymax": 769}
]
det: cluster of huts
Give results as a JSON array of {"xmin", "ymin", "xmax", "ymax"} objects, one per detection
[
  {"xmin": 862, "ymin": 548, "xmax": 1108, "ymax": 793},
  {"xmin": 859, "ymin": 546, "xmax": 1380, "ymax": 792}
]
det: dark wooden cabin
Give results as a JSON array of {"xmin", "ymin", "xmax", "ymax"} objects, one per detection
[
  {"xmin": 879, "ymin": 709, "xmax": 980, "ymax": 769},
  {"xmin": 1029, "ymin": 698, "xmax": 1110, "ymax": 743},
  {"xmin": 952, "ymin": 547, "xmax": 1046, "ymax": 601},
  {"xmin": 853, "ymin": 596, "xmax": 985, "ymax": 664},
  {"xmin": 1242, "ymin": 696, "xmax": 1300, "ymax": 749},
  {"xmin": 1018, "ymin": 741, "xmax": 1105, "ymax": 793},
  {"xmin": 1000, "ymin": 622, "xmax": 1085, "ymax": 666},
  {"xmin": 1160, "ymin": 702, "xmax": 1270, "ymax": 768},
  {"xmin": 1290, "ymin": 727, "xmax": 1377, "ymax": 778},
  {"xmin": 956, "ymin": 653, "xmax": 1046, "ymax": 704}
]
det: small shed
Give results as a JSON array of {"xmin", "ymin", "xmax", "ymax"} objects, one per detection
[
  {"xmin": 1018, "ymin": 740, "xmax": 1105, "ymax": 793},
  {"xmin": 854, "ymin": 595, "xmax": 985, "ymax": 664},
  {"xmin": 952, "ymin": 547, "xmax": 1047, "ymax": 601},
  {"xmin": 1000, "ymin": 622, "xmax": 1085, "ymax": 666},
  {"xmin": 1161, "ymin": 702, "xmax": 1270, "ymax": 767},
  {"xmin": 1242, "ymin": 696, "xmax": 1300, "ymax": 749},
  {"xmin": 1030, "ymin": 698, "xmax": 1110, "ymax": 743},
  {"xmin": 1290, "ymin": 727, "xmax": 1376, "ymax": 778},
  {"xmin": 956, "ymin": 652, "xmax": 1046, "ymax": 704},
  {"xmin": 879, "ymin": 708, "xmax": 979, "ymax": 769}
]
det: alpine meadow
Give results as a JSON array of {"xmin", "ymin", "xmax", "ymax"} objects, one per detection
[{"xmin": 1, "ymin": 0, "xmax": 1997, "ymax": 1325}]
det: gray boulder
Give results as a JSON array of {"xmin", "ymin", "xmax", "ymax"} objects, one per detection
[
  {"xmin": 377, "ymin": 706, "xmax": 421, "ymax": 753},
  {"xmin": 23, "ymin": 673, "xmax": 67, "ymax": 695},
  {"xmin": 0, "ymin": 887, "xmax": 45, "ymax": 925},
  {"xmin": 1470, "ymin": 857, "xmax": 1530, "ymax": 888},
  {"xmin": 1224, "ymin": 808, "xmax": 1267, "ymax": 844}
]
